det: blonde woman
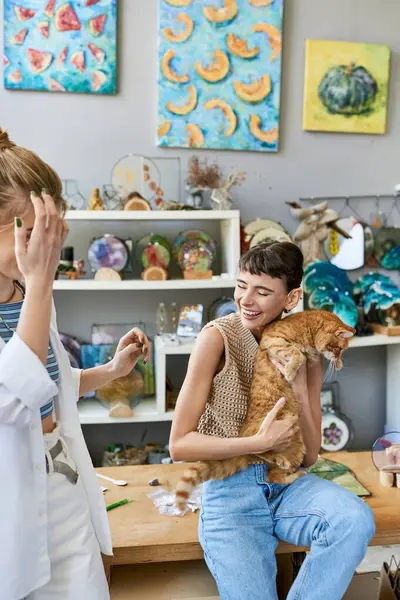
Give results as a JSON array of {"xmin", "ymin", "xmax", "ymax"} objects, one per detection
[{"xmin": 0, "ymin": 129, "xmax": 150, "ymax": 600}]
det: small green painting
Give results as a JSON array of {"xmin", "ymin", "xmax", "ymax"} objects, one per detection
[{"xmin": 303, "ymin": 40, "xmax": 390, "ymax": 135}]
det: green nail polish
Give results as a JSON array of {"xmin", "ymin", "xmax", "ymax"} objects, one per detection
[
  {"xmin": 30, "ymin": 191, "xmax": 38, "ymax": 197},
  {"xmin": 42, "ymin": 188, "xmax": 48, "ymax": 195},
  {"xmin": 15, "ymin": 217, "xmax": 22, "ymax": 228}
]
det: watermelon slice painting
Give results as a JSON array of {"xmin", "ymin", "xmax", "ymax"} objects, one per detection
[
  {"xmin": 44, "ymin": 0, "xmax": 55, "ymax": 18},
  {"xmin": 37, "ymin": 21, "xmax": 50, "ymax": 39},
  {"xmin": 88, "ymin": 15, "xmax": 107, "ymax": 36},
  {"xmin": 88, "ymin": 43, "xmax": 105, "ymax": 64},
  {"xmin": 14, "ymin": 6, "xmax": 36, "ymax": 22},
  {"xmin": 92, "ymin": 70, "xmax": 106, "ymax": 91},
  {"xmin": 27, "ymin": 49, "xmax": 53, "ymax": 74},
  {"xmin": 3, "ymin": 56, "xmax": 10, "ymax": 68},
  {"xmin": 55, "ymin": 4, "xmax": 81, "ymax": 32},
  {"xmin": 10, "ymin": 28, "xmax": 28, "ymax": 45},
  {"xmin": 8, "ymin": 69, "xmax": 22, "ymax": 83},
  {"xmin": 70, "ymin": 51, "xmax": 85, "ymax": 73},
  {"xmin": 49, "ymin": 77, "xmax": 66, "ymax": 92},
  {"xmin": 57, "ymin": 46, "xmax": 68, "ymax": 67},
  {"xmin": 4, "ymin": 0, "xmax": 117, "ymax": 94}
]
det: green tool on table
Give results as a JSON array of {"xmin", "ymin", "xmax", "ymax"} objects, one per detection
[{"xmin": 106, "ymin": 498, "xmax": 132, "ymax": 512}]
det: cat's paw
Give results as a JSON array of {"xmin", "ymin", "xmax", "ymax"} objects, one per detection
[{"xmin": 274, "ymin": 456, "xmax": 292, "ymax": 471}]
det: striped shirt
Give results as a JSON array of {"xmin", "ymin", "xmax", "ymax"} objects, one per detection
[{"xmin": 0, "ymin": 299, "xmax": 59, "ymax": 420}]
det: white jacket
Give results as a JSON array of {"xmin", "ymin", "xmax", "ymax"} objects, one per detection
[{"xmin": 0, "ymin": 305, "xmax": 113, "ymax": 600}]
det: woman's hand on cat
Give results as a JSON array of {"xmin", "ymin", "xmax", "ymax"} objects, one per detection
[{"xmin": 251, "ymin": 398, "xmax": 299, "ymax": 454}]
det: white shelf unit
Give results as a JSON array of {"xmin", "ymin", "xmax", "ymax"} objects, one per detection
[
  {"xmin": 59, "ymin": 209, "xmax": 240, "ymax": 292},
  {"xmin": 156, "ymin": 334, "xmax": 400, "ymax": 354},
  {"xmin": 78, "ymin": 398, "xmax": 174, "ymax": 425},
  {"xmin": 66, "ymin": 210, "xmax": 236, "ymax": 221},
  {"xmin": 60, "ymin": 210, "xmax": 240, "ymax": 424},
  {"xmin": 53, "ymin": 278, "xmax": 237, "ymax": 291}
]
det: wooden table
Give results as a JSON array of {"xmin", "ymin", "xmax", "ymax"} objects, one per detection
[{"xmin": 98, "ymin": 451, "xmax": 400, "ymax": 597}]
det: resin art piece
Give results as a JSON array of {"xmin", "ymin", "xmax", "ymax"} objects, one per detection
[{"xmin": 303, "ymin": 260, "xmax": 358, "ymax": 328}]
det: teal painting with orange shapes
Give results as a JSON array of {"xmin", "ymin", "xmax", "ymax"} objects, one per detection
[{"xmin": 158, "ymin": 0, "xmax": 284, "ymax": 152}]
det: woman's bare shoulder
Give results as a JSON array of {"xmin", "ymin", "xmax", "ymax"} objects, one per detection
[
  {"xmin": 194, "ymin": 325, "xmax": 224, "ymax": 354},
  {"xmin": 185, "ymin": 326, "xmax": 225, "ymax": 378}
]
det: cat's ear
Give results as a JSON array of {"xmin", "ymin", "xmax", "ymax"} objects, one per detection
[{"xmin": 335, "ymin": 329, "xmax": 354, "ymax": 339}]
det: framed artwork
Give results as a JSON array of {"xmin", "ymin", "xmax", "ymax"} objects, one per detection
[
  {"xmin": 111, "ymin": 155, "xmax": 181, "ymax": 205},
  {"xmin": 157, "ymin": 0, "xmax": 284, "ymax": 153},
  {"xmin": 303, "ymin": 40, "xmax": 390, "ymax": 135},
  {"xmin": 3, "ymin": 0, "xmax": 117, "ymax": 94},
  {"xmin": 177, "ymin": 304, "xmax": 203, "ymax": 337}
]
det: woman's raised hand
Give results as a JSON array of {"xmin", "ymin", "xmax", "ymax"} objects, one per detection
[{"xmin": 15, "ymin": 191, "xmax": 68, "ymax": 285}]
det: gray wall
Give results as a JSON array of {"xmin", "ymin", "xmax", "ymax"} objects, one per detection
[{"xmin": 1, "ymin": 0, "xmax": 399, "ymax": 463}]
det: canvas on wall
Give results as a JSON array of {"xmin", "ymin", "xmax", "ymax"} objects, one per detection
[
  {"xmin": 303, "ymin": 40, "xmax": 390, "ymax": 135},
  {"xmin": 3, "ymin": 0, "xmax": 117, "ymax": 94},
  {"xmin": 157, "ymin": 0, "xmax": 284, "ymax": 153}
]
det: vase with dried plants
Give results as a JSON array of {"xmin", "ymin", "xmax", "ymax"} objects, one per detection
[
  {"xmin": 186, "ymin": 156, "xmax": 246, "ymax": 210},
  {"xmin": 186, "ymin": 156, "xmax": 223, "ymax": 208}
]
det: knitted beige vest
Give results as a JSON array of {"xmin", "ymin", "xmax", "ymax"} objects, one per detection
[{"xmin": 197, "ymin": 312, "xmax": 259, "ymax": 438}]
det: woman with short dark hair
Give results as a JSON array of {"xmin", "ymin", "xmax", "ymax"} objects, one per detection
[{"xmin": 170, "ymin": 241, "xmax": 375, "ymax": 600}]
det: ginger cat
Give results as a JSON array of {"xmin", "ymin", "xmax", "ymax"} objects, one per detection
[{"xmin": 175, "ymin": 311, "xmax": 355, "ymax": 510}]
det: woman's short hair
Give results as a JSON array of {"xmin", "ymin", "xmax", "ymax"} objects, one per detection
[{"xmin": 238, "ymin": 241, "xmax": 304, "ymax": 292}]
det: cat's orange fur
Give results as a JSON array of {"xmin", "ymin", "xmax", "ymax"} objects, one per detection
[{"xmin": 175, "ymin": 311, "xmax": 355, "ymax": 510}]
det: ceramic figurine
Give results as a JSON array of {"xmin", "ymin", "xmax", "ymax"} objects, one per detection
[
  {"xmin": 88, "ymin": 187, "xmax": 104, "ymax": 211},
  {"xmin": 287, "ymin": 201, "xmax": 353, "ymax": 266},
  {"xmin": 74, "ymin": 259, "xmax": 85, "ymax": 277}
]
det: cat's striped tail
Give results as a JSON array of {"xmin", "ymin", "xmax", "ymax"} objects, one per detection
[{"xmin": 175, "ymin": 456, "xmax": 250, "ymax": 510}]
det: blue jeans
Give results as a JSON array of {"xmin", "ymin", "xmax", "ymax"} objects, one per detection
[{"xmin": 199, "ymin": 465, "xmax": 375, "ymax": 600}]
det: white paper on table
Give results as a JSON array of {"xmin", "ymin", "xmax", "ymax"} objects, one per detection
[{"xmin": 148, "ymin": 484, "xmax": 203, "ymax": 516}]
